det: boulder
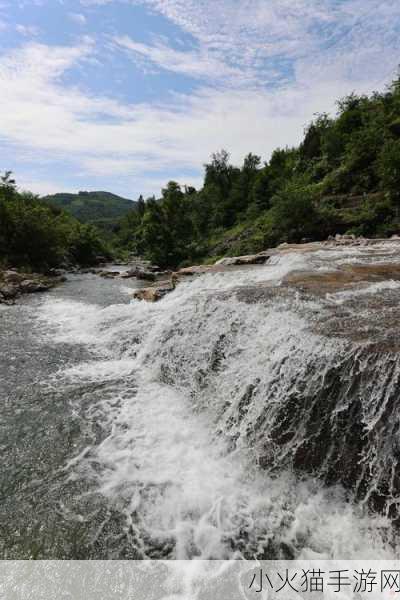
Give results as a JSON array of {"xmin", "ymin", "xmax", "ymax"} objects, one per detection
[
  {"xmin": 132, "ymin": 285, "xmax": 173, "ymax": 302},
  {"xmin": 44, "ymin": 268, "xmax": 63, "ymax": 277},
  {"xmin": 121, "ymin": 268, "xmax": 156, "ymax": 282},
  {"xmin": 214, "ymin": 257, "xmax": 237, "ymax": 266},
  {"xmin": 0, "ymin": 269, "xmax": 63, "ymax": 304},
  {"xmin": 19, "ymin": 280, "xmax": 50, "ymax": 293},
  {"xmin": 215, "ymin": 253, "xmax": 270, "ymax": 266},
  {"xmin": 236, "ymin": 254, "xmax": 270, "ymax": 265},
  {"xmin": 176, "ymin": 265, "xmax": 215, "ymax": 276},
  {"xmin": 0, "ymin": 284, "xmax": 20, "ymax": 300},
  {"xmin": 99, "ymin": 270, "xmax": 120, "ymax": 278},
  {"xmin": 2, "ymin": 270, "xmax": 25, "ymax": 284}
]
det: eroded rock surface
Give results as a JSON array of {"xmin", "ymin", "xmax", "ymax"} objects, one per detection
[{"xmin": 0, "ymin": 270, "xmax": 62, "ymax": 304}]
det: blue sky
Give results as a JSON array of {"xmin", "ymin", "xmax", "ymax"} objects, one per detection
[{"xmin": 0, "ymin": 0, "xmax": 400, "ymax": 199}]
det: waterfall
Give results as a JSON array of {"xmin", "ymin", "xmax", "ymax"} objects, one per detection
[{"xmin": 37, "ymin": 242, "xmax": 400, "ymax": 559}]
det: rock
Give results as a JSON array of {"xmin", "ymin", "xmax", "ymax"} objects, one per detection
[
  {"xmin": 3, "ymin": 270, "xmax": 25, "ymax": 284},
  {"xmin": 215, "ymin": 253, "xmax": 270, "ymax": 266},
  {"xmin": 214, "ymin": 258, "xmax": 236, "ymax": 266},
  {"xmin": 176, "ymin": 265, "xmax": 215, "ymax": 276},
  {"xmin": 19, "ymin": 280, "xmax": 50, "ymax": 293},
  {"xmin": 121, "ymin": 268, "xmax": 156, "ymax": 282},
  {"xmin": 0, "ymin": 268, "xmax": 65, "ymax": 304},
  {"xmin": 0, "ymin": 284, "xmax": 20, "ymax": 300},
  {"xmin": 335, "ymin": 233, "xmax": 356, "ymax": 243},
  {"xmin": 99, "ymin": 270, "xmax": 120, "ymax": 278},
  {"xmin": 44, "ymin": 268, "xmax": 63, "ymax": 277},
  {"xmin": 134, "ymin": 270, "xmax": 156, "ymax": 282},
  {"xmin": 236, "ymin": 254, "xmax": 270, "ymax": 265},
  {"xmin": 153, "ymin": 270, "xmax": 172, "ymax": 278},
  {"xmin": 132, "ymin": 285, "xmax": 173, "ymax": 302}
]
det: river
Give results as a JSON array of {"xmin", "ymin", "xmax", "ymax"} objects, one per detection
[{"xmin": 1, "ymin": 245, "xmax": 399, "ymax": 559}]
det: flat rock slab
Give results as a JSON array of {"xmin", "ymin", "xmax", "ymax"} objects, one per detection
[{"xmin": 215, "ymin": 254, "xmax": 271, "ymax": 266}]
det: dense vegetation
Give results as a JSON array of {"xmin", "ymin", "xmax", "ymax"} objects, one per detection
[
  {"xmin": 3, "ymin": 78, "xmax": 400, "ymax": 272},
  {"xmin": 0, "ymin": 173, "xmax": 110, "ymax": 271},
  {"xmin": 115, "ymin": 77, "xmax": 400, "ymax": 268},
  {"xmin": 43, "ymin": 191, "xmax": 136, "ymax": 236}
]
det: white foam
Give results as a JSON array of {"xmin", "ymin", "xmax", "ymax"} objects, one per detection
[
  {"xmin": 327, "ymin": 280, "xmax": 400, "ymax": 304},
  {"xmin": 62, "ymin": 359, "xmax": 136, "ymax": 383},
  {"xmin": 36, "ymin": 249, "xmax": 399, "ymax": 559}
]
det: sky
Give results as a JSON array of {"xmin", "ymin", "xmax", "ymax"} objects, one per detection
[{"xmin": 0, "ymin": 0, "xmax": 399, "ymax": 200}]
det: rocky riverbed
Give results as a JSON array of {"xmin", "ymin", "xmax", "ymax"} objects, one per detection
[
  {"xmin": 2, "ymin": 237, "xmax": 400, "ymax": 560},
  {"xmin": 0, "ymin": 269, "xmax": 66, "ymax": 305},
  {"xmin": 129, "ymin": 234, "xmax": 400, "ymax": 302}
]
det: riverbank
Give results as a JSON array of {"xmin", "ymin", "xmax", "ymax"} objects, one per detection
[{"xmin": 0, "ymin": 269, "xmax": 67, "ymax": 305}]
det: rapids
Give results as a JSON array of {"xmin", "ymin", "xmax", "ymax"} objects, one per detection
[{"xmin": 1, "ymin": 243, "xmax": 400, "ymax": 559}]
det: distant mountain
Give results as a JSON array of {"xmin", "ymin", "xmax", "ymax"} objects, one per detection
[{"xmin": 42, "ymin": 191, "xmax": 137, "ymax": 232}]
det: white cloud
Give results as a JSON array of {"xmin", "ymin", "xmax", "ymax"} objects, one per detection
[
  {"xmin": 3, "ymin": 0, "xmax": 400, "ymax": 195},
  {"xmin": 0, "ymin": 39, "xmax": 392, "ymax": 194},
  {"xmin": 86, "ymin": 0, "xmax": 400, "ymax": 89},
  {"xmin": 113, "ymin": 35, "xmax": 246, "ymax": 83},
  {"xmin": 16, "ymin": 23, "xmax": 40, "ymax": 36},
  {"xmin": 68, "ymin": 12, "xmax": 87, "ymax": 26}
]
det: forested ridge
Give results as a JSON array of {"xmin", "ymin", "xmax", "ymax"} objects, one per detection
[
  {"xmin": 43, "ymin": 191, "xmax": 136, "ymax": 236},
  {"xmin": 115, "ymin": 77, "xmax": 400, "ymax": 268}
]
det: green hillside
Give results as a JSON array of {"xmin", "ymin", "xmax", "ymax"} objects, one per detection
[
  {"xmin": 115, "ymin": 77, "xmax": 400, "ymax": 268},
  {"xmin": 43, "ymin": 191, "xmax": 137, "ymax": 233}
]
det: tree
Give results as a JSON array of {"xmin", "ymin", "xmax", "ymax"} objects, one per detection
[
  {"xmin": 0, "ymin": 173, "xmax": 109, "ymax": 269},
  {"xmin": 0, "ymin": 171, "xmax": 17, "ymax": 202},
  {"xmin": 224, "ymin": 153, "xmax": 261, "ymax": 222},
  {"xmin": 137, "ymin": 195, "xmax": 145, "ymax": 218},
  {"xmin": 379, "ymin": 139, "xmax": 400, "ymax": 209},
  {"xmin": 270, "ymin": 180, "xmax": 320, "ymax": 243}
]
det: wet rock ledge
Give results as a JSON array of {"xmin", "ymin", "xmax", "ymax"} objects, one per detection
[
  {"xmin": 132, "ymin": 235, "xmax": 400, "ymax": 302},
  {"xmin": 0, "ymin": 269, "xmax": 66, "ymax": 305}
]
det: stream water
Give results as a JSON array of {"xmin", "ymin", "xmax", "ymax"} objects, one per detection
[{"xmin": 1, "ymin": 246, "xmax": 399, "ymax": 559}]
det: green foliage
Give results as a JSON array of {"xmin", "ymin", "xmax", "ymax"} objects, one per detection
[
  {"xmin": 10, "ymin": 76, "xmax": 400, "ymax": 271},
  {"xmin": 140, "ymin": 182, "xmax": 196, "ymax": 268},
  {"xmin": 0, "ymin": 177, "xmax": 110, "ymax": 270},
  {"xmin": 269, "ymin": 180, "xmax": 321, "ymax": 243},
  {"xmin": 115, "ymin": 74, "xmax": 400, "ymax": 266},
  {"xmin": 378, "ymin": 139, "xmax": 400, "ymax": 202}
]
